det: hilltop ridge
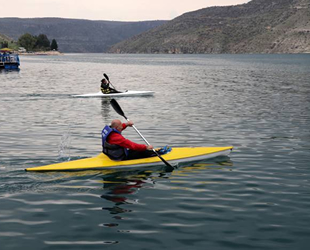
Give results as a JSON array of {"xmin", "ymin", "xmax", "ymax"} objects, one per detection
[
  {"xmin": 1, "ymin": 0, "xmax": 309, "ymax": 54},
  {"xmin": 109, "ymin": 0, "xmax": 310, "ymax": 54},
  {"xmin": 0, "ymin": 18, "xmax": 166, "ymax": 52}
]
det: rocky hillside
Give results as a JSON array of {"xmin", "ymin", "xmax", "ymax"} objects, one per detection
[
  {"xmin": 109, "ymin": 0, "xmax": 310, "ymax": 54},
  {"xmin": 0, "ymin": 33, "xmax": 11, "ymax": 41},
  {"xmin": 0, "ymin": 18, "xmax": 166, "ymax": 52},
  {"xmin": 0, "ymin": 33, "xmax": 19, "ymax": 50}
]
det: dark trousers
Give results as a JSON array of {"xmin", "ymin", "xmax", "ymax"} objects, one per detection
[{"xmin": 126, "ymin": 150, "xmax": 157, "ymax": 160}]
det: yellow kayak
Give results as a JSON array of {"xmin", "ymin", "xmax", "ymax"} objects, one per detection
[{"xmin": 25, "ymin": 146, "xmax": 233, "ymax": 172}]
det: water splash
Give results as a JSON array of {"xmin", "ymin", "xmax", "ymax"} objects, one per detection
[{"xmin": 58, "ymin": 125, "xmax": 72, "ymax": 161}]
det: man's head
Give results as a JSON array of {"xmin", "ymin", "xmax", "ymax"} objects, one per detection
[{"xmin": 111, "ymin": 119, "xmax": 123, "ymax": 132}]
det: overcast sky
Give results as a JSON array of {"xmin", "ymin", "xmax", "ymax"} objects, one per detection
[{"xmin": 0, "ymin": 0, "xmax": 250, "ymax": 21}]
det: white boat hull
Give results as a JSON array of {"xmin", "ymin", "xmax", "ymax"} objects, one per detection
[{"xmin": 73, "ymin": 90, "xmax": 155, "ymax": 97}]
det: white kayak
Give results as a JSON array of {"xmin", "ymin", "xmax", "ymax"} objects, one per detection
[{"xmin": 73, "ymin": 90, "xmax": 155, "ymax": 97}]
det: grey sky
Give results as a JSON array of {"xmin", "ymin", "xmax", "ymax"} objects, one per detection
[{"xmin": 0, "ymin": 0, "xmax": 250, "ymax": 21}]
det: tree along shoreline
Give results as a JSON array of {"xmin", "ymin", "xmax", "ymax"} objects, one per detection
[{"xmin": 17, "ymin": 33, "xmax": 58, "ymax": 52}]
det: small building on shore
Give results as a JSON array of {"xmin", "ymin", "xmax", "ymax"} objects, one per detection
[{"xmin": 18, "ymin": 47, "xmax": 26, "ymax": 53}]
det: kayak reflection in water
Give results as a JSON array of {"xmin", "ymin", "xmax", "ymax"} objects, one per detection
[
  {"xmin": 102, "ymin": 119, "xmax": 171, "ymax": 160},
  {"xmin": 100, "ymin": 78, "xmax": 120, "ymax": 94},
  {"xmin": 101, "ymin": 178, "xmax": 145, "ymax": 205}
]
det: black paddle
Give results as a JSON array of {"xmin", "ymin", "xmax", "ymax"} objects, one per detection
[
  {"xmin": 103, "ymin": 73, "xmax": 117, "ymax": 90},
  {"xmin": 110, "ymin": 99, "xmax": 174, "ymax": 170}
]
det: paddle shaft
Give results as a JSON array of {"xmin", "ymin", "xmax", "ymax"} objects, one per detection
[
  {"xmin": 103, "ymin": 73, "xmax": 117, "ymax": 90},
  {"xmin": 130, "ymin": 122, "xmax": 172, "ymax": 166},
  {"xmin": 125, "ymin": 118, "xmax": 154, "ymax": 148},
  {"xmin": 110, "ymin": 98, "xmax": 173, "ymax": 168}
]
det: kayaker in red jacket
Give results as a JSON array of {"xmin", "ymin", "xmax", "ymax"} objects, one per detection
[
  {"xmin": 102, "ymin": 119, "xmax": 155, "ymax": 160},
  {"xmin": 108, "ymin": 119, "xmax": 153, "ymax": 151}
]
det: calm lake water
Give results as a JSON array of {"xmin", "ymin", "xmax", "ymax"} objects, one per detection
[{"xmin": 0, "ymin": 54, "xmax": 310, "ymax": 250}]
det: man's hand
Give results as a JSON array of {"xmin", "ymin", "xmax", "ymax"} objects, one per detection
[
  {"xmin": 146, "ymin": 145, "xmax": 153, "ymax": 150},
  {"xmin": 126, "ymin": 121, "xmax": 134, "ymax": 127}
]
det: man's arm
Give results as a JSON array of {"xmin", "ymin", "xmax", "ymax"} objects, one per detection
[{"xmin": 108, "ymin": 133, "xmax": 147, "ymax": 151}]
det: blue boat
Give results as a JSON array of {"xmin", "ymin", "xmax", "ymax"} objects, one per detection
[{"xmin": 0, "ymin": 50, "xmax": 20, "ymax": 69}]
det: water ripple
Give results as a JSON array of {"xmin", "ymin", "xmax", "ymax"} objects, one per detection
[
  {"xmin": 44, "ymin": 240, "xmax": 118, "ymax": 245},
  {"xmin": 1, "ymin": 54, "xmax": 310, "ymax": 250},
  {"xmin": 0, "ymin": 219, "xmax": 52, "ymax": 225}
]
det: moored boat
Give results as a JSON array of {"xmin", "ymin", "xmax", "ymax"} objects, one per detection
[{"xmin": 0, "ymin": 49, "xmax": 20, "ymax": 69}]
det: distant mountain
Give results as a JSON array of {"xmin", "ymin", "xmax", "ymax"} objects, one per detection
[
  {"xmin": 109, "ymin": 0, "xmax": 310, "ymax": 54},
  {"xmin": 0, "ymin": 18, "xmax": 166, "ymax": 52}
]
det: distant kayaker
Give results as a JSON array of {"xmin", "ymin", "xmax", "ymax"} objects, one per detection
[
  {"xmin": 100, "ymin": 78, "xmax": 119, "ymax": 94},
  {"xmin": 102, "ymin": 119, "xmax": 170, "ymax": 160}
]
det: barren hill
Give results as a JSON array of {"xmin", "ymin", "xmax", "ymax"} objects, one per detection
[
  {"xmin": 109, "ymin": 0, "xmax": 310, "ymax": 54},
  {"xmin": 0, "ymin": 18, "xmax": 166, "ymax": 52}
]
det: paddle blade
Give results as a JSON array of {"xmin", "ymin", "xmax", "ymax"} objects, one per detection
[
  {"xmin": 103, "ymin": 73, "xmax": 109, "ymax": 81},
  {"xmin": 110, "ymin": 99, "xmax": 127, "ymax": 119},
  {"xmin": 155, "ymin": 151, "xmax": 174, "ymax": 170}
]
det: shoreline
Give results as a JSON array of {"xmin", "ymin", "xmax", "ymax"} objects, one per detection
[{"xmin": 18, "ymin": 51, "xmax": 63, "ymax": 56}]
